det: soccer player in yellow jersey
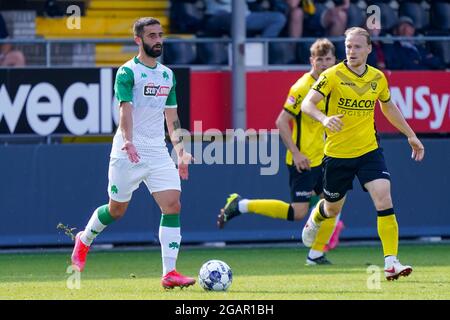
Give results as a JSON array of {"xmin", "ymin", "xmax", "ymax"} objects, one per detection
[
  {"xmin": 301, "ymin": 27, "xmax": 425, "ymax": 280},
  {"xmin": 217, "ymin": 39, "xmax": 344, "ymax": 265}
]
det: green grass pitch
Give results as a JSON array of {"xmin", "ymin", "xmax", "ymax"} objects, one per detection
[{"xmin": 0, "ymin": 243, "xmax": 449, "ymax": 300}]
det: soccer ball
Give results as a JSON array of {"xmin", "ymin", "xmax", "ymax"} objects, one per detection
[{"xmin": 198, "ymin": 259, "xmax": 233, "ymax": 291}]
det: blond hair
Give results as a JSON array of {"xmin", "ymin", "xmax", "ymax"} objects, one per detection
[
  {"xmin": 310, "ymin": 38, "xmax": 335, "ymax": 58},
  {"xmin": 344, "ymin": 27, "xmax": 371, "ymax": 45}
]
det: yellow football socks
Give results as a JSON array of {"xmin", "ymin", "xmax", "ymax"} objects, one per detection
[
  {"xmin": 247, "ymin": 199, "xmax": 291, "ymax": 220},
  {"xmin": 311, "ymin": 216, "xmax": 337, "ymax": 251},
  {"xmin": 377, "ymin": 210, "xmax": 399, "ymax": 257}
]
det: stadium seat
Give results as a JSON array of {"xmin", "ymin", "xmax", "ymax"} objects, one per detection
[
  {"xmin": 86, "ymin": 10, "xmax": 164, "ymax": 18},
  {"xmin": 197, "ymin": 42, "xmax": 229, "ymax": 65},
  {"xmin": 366, "ymin": 0, "xmax": 391, "ymax": 4},
  {"xmin": 399, "ymin": 1, "xmax": 428, "ymax": 31},
  {"xmin": 333, "ymin": 41, "xmax": 346, "ymax": 61},
  {"xmin": 429, "ymin": 40, "xmax": 450, "ymax": 68},
  {"xmin": 430, "ymin": 2, "xmax": 450, "ymax": 31},
  {"xmin": 346, "ymin": 3, "xmax": 366, "ymax": 28},
  {"xmin": 169, "ymin": 1, "xmax": 204, "ymax": 34},
  {"xmin": 303, "ymin": 3, "xmax": 327, "ymax": 37},
  {"xmin": 95, "ymin": 44, "xmax": 135, "ymax": 67},
  {"xmin": 89, "ymin": 0, "xmax": 169, "ymax": 11},
  {"xmin": 426, "ymin": 28, "xmax": 450, "ymax": 68},
  {"xmin": 163, "ymin": 41, "xmax": 197, "ymax": 65},
  {"xmin": 381, "ymin": 42, "xmax": 395, "ymax": 67},
  {"xmin": 296, "ymin": 39, "xmax": 345, "ymax": 64},
  {"xmin": 296, "ymin": 41, "xmax": 314, "ymax": 64},
  {"xmin": 269, "ymin": 42, "xmax": 297, "ymax": 65},
  {"xmin": 36, "ymin": 16, "xmax": 169, "ymax": 38}
]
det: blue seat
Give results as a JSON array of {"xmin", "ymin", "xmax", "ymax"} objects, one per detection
[
  {"xmin": 333, "ymin": 41, "xmax": 346, "ymax": 61},
  {"xmin": 430, "ymin": 2, "xmax": 450, "ymax": 31},
  {"xmin": 427, "ymin": 30, "xmax": 450, "ymax": 68},
  {"xmin": 163, "ymin": 42, "xmax": 197, "ymax": 65},
  {"xmin": 296, "ymin": 41, "xmax": 314, "ymax": 64},
  {"xmin": 197, "ymin": 42, "xmax": 229, "ymax": 65},
  {"xmin": 169, "ymin": 1, "xmax": 204, "ymax": 34},
  {"xmin": 347, "ymin": 3, "xmax": 366, "ymax": 28},
  {"xmin": 399, "ymin": 2, "xmax": 429, "ymax": 31},
  {"xmin": 430, "ymin": 41, "xmax": 450, "ymax": 67},
  {"xmin": 269, "ymin": 42, "xmax": 297, "ymax": 65}
]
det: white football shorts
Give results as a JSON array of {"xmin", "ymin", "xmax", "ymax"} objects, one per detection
[{"xmin": 107, "ymin": 149, "xmax": 181, "ymax": 202}]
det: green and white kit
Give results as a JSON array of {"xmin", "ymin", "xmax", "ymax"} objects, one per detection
[{"xmin": 108, "ymin": 57, "xmax": 180, "ymax": 202}]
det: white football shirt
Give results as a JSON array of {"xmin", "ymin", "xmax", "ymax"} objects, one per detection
[{"xmin": 111, "ymin": 56, "xmax": 177, "ymax": 159}]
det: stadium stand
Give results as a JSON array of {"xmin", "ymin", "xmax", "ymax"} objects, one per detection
[
  {"xmin": 0, "ymin": 0, "xmax": 448, "ymax": 68},
  {"xmin": 169, "ymin": 0, "xmax": 205, "ymax": 34},
  {"xmin": 346, "ymin": 2, "xmax": 366, "ymax": 28},
  {"xmin": 398, "ymin": 0, "xmax": 428, "ymax": 32},
  {"xmin": 32, "ymin": 0, "xmax": 170, "ymax": 66},
  {"xmin": 369, "ymin": 1, "xmax": 398, "ymax": 34},
  {"xmin": 180, "ymin": 0, "xmax": 448, "ymax": 67},
  {"xmin": 163, "ymin": 35, "xmax": 198, "ymax": 65},
  {"xmin": 0, "ymin": 11, "xmax": 31, "ymax": 66},
  {"xmin": 427, "ymin": 1, "xmax": 450, "ymax": 68},
  {"xmin": 196, "ymin": 42, "xmax": 229, "ymax": 65},
  {"xmin": 269, "ymin": 42, "xmax": 297, "ymax": 64}
]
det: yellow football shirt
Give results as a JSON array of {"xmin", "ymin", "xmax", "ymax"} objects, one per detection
[
  {"xmin": 283, "ymin": 73, "xmax": 326, "ymax": 167},
  {"xmin": 312, "ymin": 61, "xmax": 390, "ymax": 158}
]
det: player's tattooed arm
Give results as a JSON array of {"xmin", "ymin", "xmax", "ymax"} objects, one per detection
[
  {"xmin": 165, "ymin": 108, "xmax": 193, "ymax": 179},
  {"xmin": 172, "ymin": 119, "xmax": 184, "ymax": 146},
  {"xmin": 165, "ymin": 108, "xmax": 184, "ymax": 156}
]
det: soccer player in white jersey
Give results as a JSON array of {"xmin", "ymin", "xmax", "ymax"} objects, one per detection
[{"xmin": 71, "ymin": 17, "xmax": 196, "ymax": 289}]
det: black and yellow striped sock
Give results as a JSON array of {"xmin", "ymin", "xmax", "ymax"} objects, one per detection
[
  {"xmin": 247, "ymin": 199, "xmax": 294, "ymax": 221},
  {"xmin": 311, "ymin": 199, "xmax": 329, "ymax": 225},
  {"xmin": 377, "ymin": 208, "xmax": 399, "ymax": 257}
]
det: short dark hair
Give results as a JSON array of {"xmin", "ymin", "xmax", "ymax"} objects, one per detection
[
  {"xmin": 310, "ymin": 38, "xmax": 335, "ymax": 58},
  {"xmin": 133, "ymin": 17, "xmax": 161, "ymax": 37}
]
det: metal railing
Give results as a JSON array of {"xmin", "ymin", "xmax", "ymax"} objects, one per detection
[
  {"xmin": 0, "ymin": 36, "xmax": 449, "ymax": 69},
  {"xmin": 1, "ymin": 35, "xmax": 449, "ymax": 143}
]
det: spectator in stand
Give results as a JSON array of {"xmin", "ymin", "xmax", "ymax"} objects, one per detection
[
  {"xmin": 0, "ymin": 13, "xmax": 26, "ymax": 67},
  {"xmin": 388, "ymin": 16, "xmax": 443, "ymax": 70},
  {"xmin": 302, "ymin": 0, "xmax": 349, "ymax": 38},
  {"xmin": 204, "ymin": 0, "xmax": 286, "ymax": 37},
  {"xmin": 322, "ymin": 0, "xmax": 349, "ymax": 36},
  {"xmin": 274, "ymin": 0, "xmax": 305, "ymax": 38},
  {"xmin": 367, "ymin": 27, "xmax": 387, "ymax": 70},
  {"xmin": 169, "ymin": 0, "xmax": 204, "ymax": 34}
]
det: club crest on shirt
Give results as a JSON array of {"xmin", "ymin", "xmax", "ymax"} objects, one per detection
[
  {"xmin": 286, "ymin": 95, "xmax": 296, "ymax": 106},
  {"xmin": 371, "ymin": 81, "xmax": 377, "ymax": 90}
]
